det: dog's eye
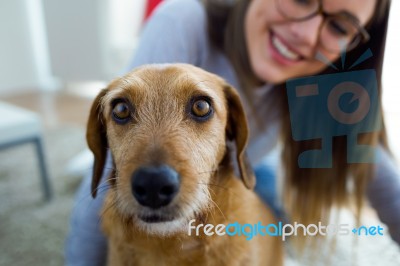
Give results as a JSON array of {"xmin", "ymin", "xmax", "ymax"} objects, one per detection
[
  {"xmin": 112, "ymin": 102, "xmax": 131, "ymax": 123},
  {"xmin": 191, "ymin": 99, "xmax": 212, "ymax": 119}
]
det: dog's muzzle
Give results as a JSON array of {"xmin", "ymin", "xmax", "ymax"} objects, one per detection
[{"xmin": 131, "ymin": 165, "xmax": 180, "ymax": 209}]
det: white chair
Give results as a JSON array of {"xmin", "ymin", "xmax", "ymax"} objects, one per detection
[{"xmin": 0, "ymin": 101, "xmax": 52, "ymax": 201}]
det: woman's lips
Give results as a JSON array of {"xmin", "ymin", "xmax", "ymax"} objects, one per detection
[{"xmin": 269, "ymin": 30, "xmax": 304, "ymax": 66}]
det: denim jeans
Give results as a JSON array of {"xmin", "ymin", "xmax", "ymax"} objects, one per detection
[{"xmin": 253, "ymin": 150, "xmax": 285, "ymax": 220}]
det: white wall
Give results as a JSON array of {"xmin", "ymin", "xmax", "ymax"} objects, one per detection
[
  {"xmin": 42, "ymin": 0, "xmax": 145, "ymax": 82},
  {"xmin": 383, "ymin": 0, "xmax": 400, "ymax": 161},
  {"xmin": 0, "ymin": 0, "xmax": 145, "ymax": 96},
  {"xmin": 42, "ymin": 0, "xmax": 104, "ymax": 81},
  {"xmin": 102, "ymin": 0, "xmax": 146, "ymax": 78},
  {"xmin": 383, "ymin": 0, "xmax": 400, "ymax": 112},
  {"xmin": 0, "ymin": 0, "xmax": 55, "ymax": 95}
]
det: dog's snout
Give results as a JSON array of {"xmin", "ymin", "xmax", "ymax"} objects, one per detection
[{"xmin": 131, "ymin": 165, "xmax": 180, "ymax": 209}]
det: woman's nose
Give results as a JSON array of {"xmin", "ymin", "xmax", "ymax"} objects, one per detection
[{"xmin": 288, "ymin": 15, "xmax": 324, "ymax": 50}]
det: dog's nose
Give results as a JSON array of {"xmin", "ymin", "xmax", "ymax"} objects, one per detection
[{"xmin": 131, "ymin": 165, "xmax": 180, "ymax": 209}]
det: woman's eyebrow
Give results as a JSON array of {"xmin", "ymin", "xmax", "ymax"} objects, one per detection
[{"xmin": 335, "ymin": 9, "xmax": 361, "ymax": 23}]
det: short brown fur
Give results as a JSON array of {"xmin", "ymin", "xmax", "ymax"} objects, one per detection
[{"xmin": 86, "ymin": 64, "xmax": 283, "ymax": 266}]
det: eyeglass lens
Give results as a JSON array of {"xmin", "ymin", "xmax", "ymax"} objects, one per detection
[{"xmin": 278, "ymin": 0, "xmax": 362, "ymax": 52}]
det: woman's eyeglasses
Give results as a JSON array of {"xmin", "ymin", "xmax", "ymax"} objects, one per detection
[{"xmin": 276, "ymin": 0, "xmax": 370, "ymax": 53}]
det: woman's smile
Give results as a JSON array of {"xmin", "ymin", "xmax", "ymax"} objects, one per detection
[{"xmin": 269, "ymin": 30, "xmax": 304, "ymax": 65}]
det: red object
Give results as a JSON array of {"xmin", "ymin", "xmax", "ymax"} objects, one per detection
[{"xmin": 144, "ymin": 0, "xmax": 163, "ymax": 21}]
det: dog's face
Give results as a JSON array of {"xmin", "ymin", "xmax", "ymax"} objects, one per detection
[{"xmin": 87, "ymin": 64, "xmax": 254, "ymax": 235}]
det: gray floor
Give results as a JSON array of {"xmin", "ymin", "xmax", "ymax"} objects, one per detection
[{"xmin": 0, "ymin": 126, "xmax": 86, "ymax": 266}]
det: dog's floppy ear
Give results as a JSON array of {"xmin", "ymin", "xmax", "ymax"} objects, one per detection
[
  {"xmin": 86, "ymin": 88, "xmax": 108, "ymax": 198},
  {"xmin": 224, "ymin": 84, "xmax": 256, "ymax": 190}
]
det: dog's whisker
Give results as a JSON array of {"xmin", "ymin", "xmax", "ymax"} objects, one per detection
[
  {"xmin": 98, "ymin": 200, "xmax": 119, "ymax": 226},
  {"xmin": 102, "ymin": 167, "xmax": 116, "ymax": 170},
  {"xmin": 172, "ymin": 158, "xmax": 190, "ymax": 168},
  {"xmin": 196, "ymin": 182, "xmax": 230, "ymax": 192},
  {"xmin": 79, "ymin": 187, "xmax": 111, "ymax": 204},
  {"xmin": 77, "ymin": 177, "xmax": 118, "ymax": 205},
  {"xmin": 196, "ymin": 168, "xmax": 219, "ymax": 175},
  {"xmin": 95, "ymin": 185, "xmax": 112, "ymax": 195},
  {"xmin": 95, "ymin": 177, "xmax": 118, "ymax": 188},
  {"xmin": 207, "ymin": 204, "xmax": 218, "ymax": 224},
  {"xmin": 96, "ymin": 183, "xmax": 112, "ymax": 191},
  {"xmin": 210, "ymin": 182, "xmax": 243, "ymax": 199},
  {"xmin": 75, "ymin": 182, "xmax": 113, "ymax": 208},
  {"xmin": 90, "ymin": 179, "xmax": 116, "ymax": 195},
  {"xmin": 208, "ymin": 197, "xmax": 226, "ymax": 221}
]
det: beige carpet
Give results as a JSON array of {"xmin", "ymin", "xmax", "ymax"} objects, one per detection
[{"xmin": 0, "ymin": 126, "xmax": 86, "ymax": 266}]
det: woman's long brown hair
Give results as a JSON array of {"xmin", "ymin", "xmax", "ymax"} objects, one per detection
[{"xmin": 203, "ymin": 0, "xmax": 391, "ymax": 245}]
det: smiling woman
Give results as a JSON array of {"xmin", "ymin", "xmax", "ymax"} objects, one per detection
[{"xmin": 245, "ymin": 0, "xmax": 376, "ymax": 82}]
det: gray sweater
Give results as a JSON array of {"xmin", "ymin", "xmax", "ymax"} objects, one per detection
[{"xmin": 65, "ymin": 0, "xmax": 400, "ymax": 265}]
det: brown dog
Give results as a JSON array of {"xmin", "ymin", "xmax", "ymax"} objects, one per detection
[{"xmin": 87, "ymin": 64, "xmax": 283, "ymax": 266}]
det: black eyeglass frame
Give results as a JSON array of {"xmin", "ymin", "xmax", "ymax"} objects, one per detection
[{"xmin": 276, "ymin": 0, "xmax": 371, "ymax": 52}]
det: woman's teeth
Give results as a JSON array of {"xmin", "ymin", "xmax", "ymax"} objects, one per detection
[{"xmin": 272, "ymin": 35, "xmax": 301, "ymax": 61}]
